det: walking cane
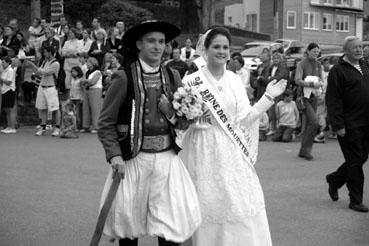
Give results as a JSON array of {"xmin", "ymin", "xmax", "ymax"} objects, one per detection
[{"xmin": 90, "ymin": 171, "xmax": 122, "ymax": 246}]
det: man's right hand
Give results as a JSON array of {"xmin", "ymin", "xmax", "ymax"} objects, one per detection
[
  {"xmin": 110, "ymin": 156, "xmax": 125, "ymax": 177},
  {"xmin": 336, "ymin": 128, "xmax": 346, "ymax": 137}
]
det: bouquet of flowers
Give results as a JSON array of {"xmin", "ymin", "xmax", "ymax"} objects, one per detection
[{"xmin": 172, "ymin": 86, "xmax": 204, "ymax": 124}]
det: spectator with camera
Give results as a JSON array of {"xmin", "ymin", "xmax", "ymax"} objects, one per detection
[{"xmin": 25, "ymin": 46, "xmax": 61, "ymax": 136}]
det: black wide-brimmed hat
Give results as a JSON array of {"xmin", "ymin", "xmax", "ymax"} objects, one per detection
[{"xmin": 122, "ymin": 20, "xmax": 181, "ymax": 49}]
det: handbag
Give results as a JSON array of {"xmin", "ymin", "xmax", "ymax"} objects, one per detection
[{"xmin": 296, "ymin": 96, "xmax": 305, "ymax": 111}]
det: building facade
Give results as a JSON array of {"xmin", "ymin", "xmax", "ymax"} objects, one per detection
[{"xmin": 258, "ymin": 0, "xmax": 364, "ymax": 45}]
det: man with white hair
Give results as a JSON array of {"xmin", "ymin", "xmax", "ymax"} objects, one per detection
[{"xmin": 326, "ymin": 36, "xmax": 369, "ymax": 213}]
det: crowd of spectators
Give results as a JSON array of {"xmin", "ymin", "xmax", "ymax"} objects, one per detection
[
  {"xmin": 0, "ymin": 16, "xmax": 195, "ymax": 136},
  {"xmin": 0, "ymin": 15, "xmax": 337, "ymax": 154}
]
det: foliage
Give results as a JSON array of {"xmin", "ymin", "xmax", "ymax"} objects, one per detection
[
  {"xmin": 98, "ymin": 0, "xmax": 153, "ymax": 29},
  {"xmin": 63, "ymin": 0, "xmax": 108, "ymax": 26}
]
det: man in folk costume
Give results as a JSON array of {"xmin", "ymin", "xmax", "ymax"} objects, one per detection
[{"xmin": 97, "ymin": 21, "xmax": 201, "ymax": 246}]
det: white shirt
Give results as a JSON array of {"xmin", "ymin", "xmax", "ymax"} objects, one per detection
[
  {"xmin": 62, "ymin": 39, "xmax": 82, "ymax": 57},
  {"xmin": 88, "ymin": 70, "xmax": 103, "ymax": 89},
  {"xmin": 271, "ymin": 65, "xmax": 278, "ymax": 77},
  {"xmin": 78, "ymin": 38, "xmax": 93, "ymax": 54},
  {"xmin": 139, "ymin": 58, "xmax": 160, "ymax": 73},
  {"xmin": 1, "ymin": 65, "xmax": 16, "ymax": 94}
]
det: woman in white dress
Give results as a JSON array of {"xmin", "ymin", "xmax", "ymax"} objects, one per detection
[{"xmin": 180, "ymin": 27, "xmax": 287, "ymax": 246}]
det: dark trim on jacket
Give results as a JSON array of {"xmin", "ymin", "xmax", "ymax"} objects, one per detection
[{"xmin": 97, "ymin": 60, "xmax": 182, "ymax": 161}]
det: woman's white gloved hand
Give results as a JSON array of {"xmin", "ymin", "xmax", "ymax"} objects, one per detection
[{"xmin": 265, "ymin": 79, "xmax": 287, "ymax": 98}]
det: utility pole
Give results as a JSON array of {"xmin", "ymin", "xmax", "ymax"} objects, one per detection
[{"xmin": 30, "ymin": 0, "xmax": 41, "ymax": 21}]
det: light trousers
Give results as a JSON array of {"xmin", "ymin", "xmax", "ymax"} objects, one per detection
[{"xmin": 82, "ymin": 88, "xmax": 102, "ymax": 130}]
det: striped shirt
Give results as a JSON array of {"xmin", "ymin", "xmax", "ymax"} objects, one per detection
[{"xmin": 353, "ymin": 64, "xmax": 363, "ymax": 75}]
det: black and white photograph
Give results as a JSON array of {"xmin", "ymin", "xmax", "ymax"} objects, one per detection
[{"xmin": 0, "ymin": 0, "xmax": 368, "ymax": 245}]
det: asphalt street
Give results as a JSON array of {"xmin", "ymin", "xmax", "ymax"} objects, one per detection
[{"xmin": 0, "ymin": 128, "xmax": 368, "ymax": 246}]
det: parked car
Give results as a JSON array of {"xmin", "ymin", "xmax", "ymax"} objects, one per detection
[
  {"xmin": 241, "ymin": 41, "xmax": 283, "ymax": 70},
  {"xmin": 318, "ymin": 44, "xmax": 343, "ymax": 55},
  {"xmin": 317, "ymin": 53, "xmax": 343, "ymax": 66}
]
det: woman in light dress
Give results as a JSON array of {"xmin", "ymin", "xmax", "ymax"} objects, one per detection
[{"xmin": 180, "ymin": 27, "xmax": 286, "ymax": 246}]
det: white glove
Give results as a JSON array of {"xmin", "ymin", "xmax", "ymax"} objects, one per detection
[{"xmin": 265, "ymin": 79, "xmax": 287, "ymax": 98}]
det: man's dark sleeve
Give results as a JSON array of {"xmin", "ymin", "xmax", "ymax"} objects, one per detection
[
  {"xmin": 97, "ymin": 71, "xmax": 128, "ymax": 162},
  {"xmin": 326, "ymin": 66, "xmax": 345, "ymax": 131}
]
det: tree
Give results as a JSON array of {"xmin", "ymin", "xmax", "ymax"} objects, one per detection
[
  {"xmin": 63, "ymin": 0, "xmax": 108, "ymax": 26},
  {"xmin": 179, "ymin": 0, "xmax": 214, "ymax": 33},
  {"xmin": 98, "ymin": 0, "xmax": 153, "ymax": 29}
]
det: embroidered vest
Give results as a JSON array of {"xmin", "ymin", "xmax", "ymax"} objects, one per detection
[{"xmin": 117, "ymin": 61, "xmax": 181, "ymax": 161}]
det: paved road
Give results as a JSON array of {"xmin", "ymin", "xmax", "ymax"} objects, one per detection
[{"xmin": 0, "ymin": 128, "xmax": 368, "ymax": 246}]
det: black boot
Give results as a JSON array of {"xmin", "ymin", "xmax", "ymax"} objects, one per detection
[
  {"xmin": 158, "ymin": 237, "xmax": 180, "ymax": 246},
  {"xmin": 119, "ymin": 238, "xmax": 138, "ymax": 246}
]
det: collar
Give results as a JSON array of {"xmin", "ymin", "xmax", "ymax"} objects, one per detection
[
  {"xmin": 339, "ymin": 55, "xmax": 362, "ymax": 67},
  {"xmin": 139, "ymin": 58, "xmax": 160, "ymax": 73},
  {"xmin": 4, "ymin": 65, "xmax": 12, "ymax": 72}
]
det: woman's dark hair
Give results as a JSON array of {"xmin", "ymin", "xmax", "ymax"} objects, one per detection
[
  {"xmin": 113, "ymin": 53, "xmax": 124, "ymax": 66},
  {"xmin": 3, "ymin": 56, "xmax": 12, "ymax": 64},
  {"xmin": 233, "ymin": 55, "xmax": 244, "ymax": 67},
  {"xmin": 71, "ymin": 66, "xmax": 83, "ymax": 78},
  {"xmin": 231, "ymin": 52, "xmax": 241, "ymax": 59},
  {"xmin": 34, "ymin": 18, "xmax": 41, "ymax": 25},
  {"xmin": 204, "ymin": 27, "xmax": 232, "ymax": 49},
  {"xmin": 306, "ymin": 42, "xmax": 319, "ymax": 51}
]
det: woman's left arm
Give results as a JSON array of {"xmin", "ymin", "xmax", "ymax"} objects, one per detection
[
  {"xmin": 86, "ymin": 71, "xmax": 102, "ymax": 86},
  {"xmin": 235, "ymin": 75, "xmax": 286, "ymax": 126}
]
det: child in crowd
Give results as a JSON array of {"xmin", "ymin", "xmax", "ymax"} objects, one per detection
[
  {"xmin": 314, "ymin": 58, "xmax": 330, "ymax": 143},
  {"xmin": 69, "ymin": 66, "xmax": 83, "ymax": 130},
  {"xmin": 79, "ymin": 53, "xmax": 88, "ymax": 77},
  {"xmin": 59, "ymin": 100, "xmax": 78, "ymax": 138},
  {"xmin": 272, "ymin": 89, "xmax": 299, "ymax": 142},
  {"xmin": 259, "ymin": 111, "xmax": 269, "ymax": 141}
]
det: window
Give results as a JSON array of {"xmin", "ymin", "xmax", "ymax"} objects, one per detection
[
  {"xmin": 336, "ymin": 15, "xmax": 349, "ymax": 31},
  {"xmin": 322, "ymin": 13, "xmax": 332, "ymax": 30},
  {"xmin": 287, "ymin": 11, "xmax": 296, "ymax": 29},
  {"xmin": 228, "ymin": 16, "xmax": 232, "ymax": 23},
  {"xmin": 336, "ymin": 0, "xmax": 352, "ymax": 6},
  {"xmin": 323, "ymin": 0, "xmax": 333, "ymax": 4},
  {"xmin": 246, "ymin": 14, "xmax": 257, "ymax": 32},
  {"xmin": 304, "ymin": 12, "xmax": 319, "ymax": 30}
]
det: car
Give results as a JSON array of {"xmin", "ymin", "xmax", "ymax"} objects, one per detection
[
  {"xmin": 318, "ymin": 44, "xmax": 343, "ymax": 55},
  {"xmin": 317, "ymin": 53, "xmax": 343, "ymax": 66},
  {"xmin": 241, "ymin": 41, "xmax": 283, "ymax": 70}
]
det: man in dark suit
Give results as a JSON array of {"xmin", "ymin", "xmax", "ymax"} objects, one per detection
[{"xmin": 326, "ymin": 36, "xmax": 369, "ymax": 213}]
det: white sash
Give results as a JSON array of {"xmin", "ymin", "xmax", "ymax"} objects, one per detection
[{"xmin": 183, "ymin": 69, "xmax": 256, "ymax": 166}]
